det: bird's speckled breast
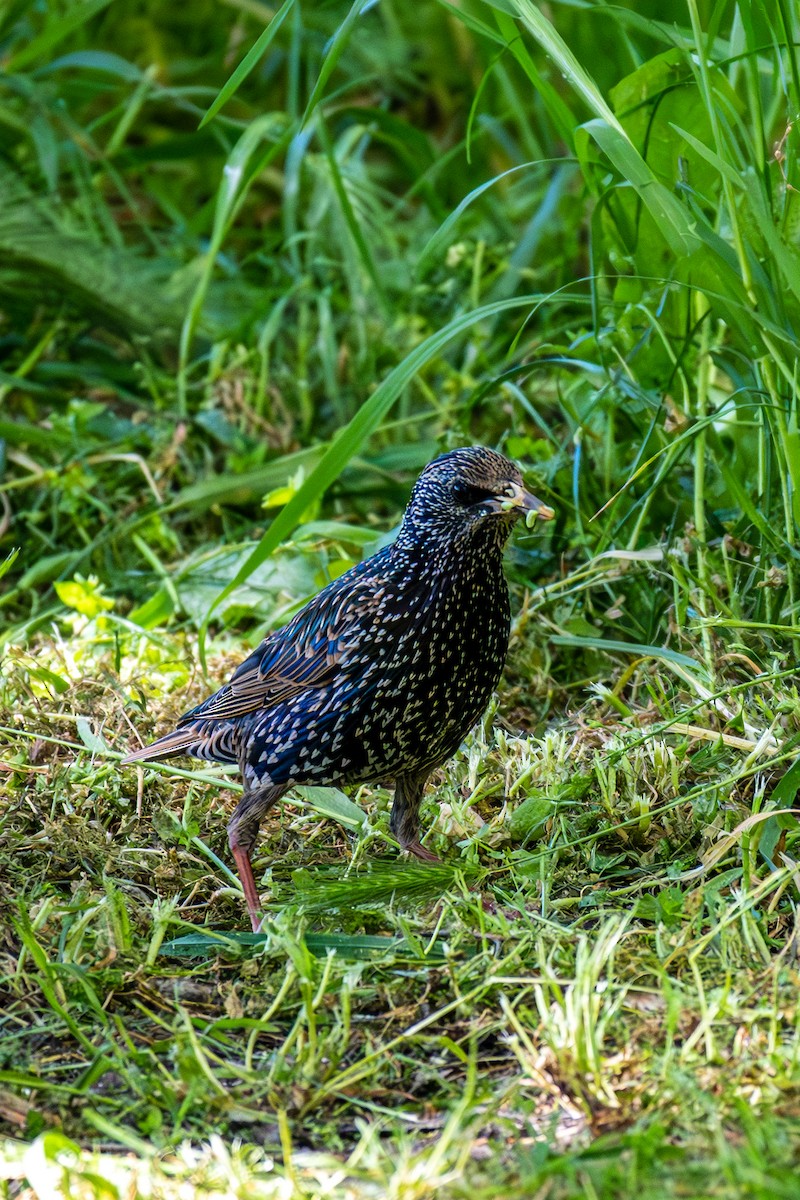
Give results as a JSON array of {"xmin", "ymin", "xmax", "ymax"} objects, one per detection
[
  {"xmin": 352, "ymin": 547, "xmax": 511, "ymax": 777},
  {"xmin": 237, "ymin": 519, "xmax": 517, "ymax": 793}
]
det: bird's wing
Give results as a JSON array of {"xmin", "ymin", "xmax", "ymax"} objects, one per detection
[{"xmin": 177, "ymin": 565, "xmax": 388, "ymax": 725}]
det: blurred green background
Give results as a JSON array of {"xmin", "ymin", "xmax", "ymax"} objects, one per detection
[{"xmin": 3, "ymin": 0, "xmax": 797, "ymax": 681}]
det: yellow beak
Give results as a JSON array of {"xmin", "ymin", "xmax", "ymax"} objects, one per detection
[{"xmin": 499, "ymin": 482, "xmax": 555, "ymax": 526}]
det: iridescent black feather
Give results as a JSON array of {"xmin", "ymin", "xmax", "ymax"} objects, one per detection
[{"xmin": 123, "ymin": 446, "xmax": 553, "ymax": 928}]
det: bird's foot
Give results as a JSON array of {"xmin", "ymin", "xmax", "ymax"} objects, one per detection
[{"xmin": 403, "ymin": 840, "xmax": 442, "ymax": 864}]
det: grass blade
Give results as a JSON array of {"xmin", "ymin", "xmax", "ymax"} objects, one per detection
[{"xmin": 199, "ymin": 0, "xmax": 297, "ymax": 128}]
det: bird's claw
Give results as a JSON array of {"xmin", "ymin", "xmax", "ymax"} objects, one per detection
[{"xmin": 404, "ymin": 840, "xmax": 442, "ymax": 864}]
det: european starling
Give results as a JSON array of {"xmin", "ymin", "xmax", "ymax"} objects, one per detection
[{"xmin": 123, "ymin": 447, "xmax": 554, "ymax": 929}]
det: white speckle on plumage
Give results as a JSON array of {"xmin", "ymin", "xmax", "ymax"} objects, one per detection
[{"xmin": 122, "ymin": 446, "xmax": 553, "ymax": 930}]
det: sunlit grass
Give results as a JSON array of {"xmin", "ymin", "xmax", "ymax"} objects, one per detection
[
  {"xmin": 3, "ymin": 0, "xmax": 800, "ymax": 1194},
  {"xmin": 2, "ymin": 615, "xmax": 800, "ymax": 1194}
]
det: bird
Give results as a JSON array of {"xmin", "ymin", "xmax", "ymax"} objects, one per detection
[{"xmin": 122, "ymin": 446, "xmax": 554, "ymax": 930}]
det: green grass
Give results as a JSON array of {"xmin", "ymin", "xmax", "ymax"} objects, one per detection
[
  {"xmin": 3, "ymin": 620, "xmax": 800, "ymax": 1196},
  {"xmin": 2, "ymin": 0, "xmax": 800, "ymax": 1194}
]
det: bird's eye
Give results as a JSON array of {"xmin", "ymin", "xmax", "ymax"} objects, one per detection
[{"xmin": 452, "ymin": 480, "xmax": 498, "ymax": 506}]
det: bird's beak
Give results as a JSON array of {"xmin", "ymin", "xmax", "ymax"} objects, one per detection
[{"xmin": 494, "ymin": 482, "xmax": 555, "ymax": 527}]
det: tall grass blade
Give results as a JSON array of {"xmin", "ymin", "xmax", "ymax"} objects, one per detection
[
  {"xmin": 199, "ymin": 0, "xmax": 297, "ymax": 128},
  {"xmin": 300, "ymin": 0, "xmax": 373, "ymax": 129}
]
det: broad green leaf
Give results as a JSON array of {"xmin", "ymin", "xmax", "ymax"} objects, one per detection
[
  {"xmin": 294, "ymin": 786, "xmax": 367, "ymax": 829},
  {"xmin": 507, "ymin": 794, "xmax": 554, "ymax": 843},
  {"xmin": 54, "ymin": 577, "xmax": 114, "ymax": 618},
  {"xmin": 293, "ymin": 521, "xmax": 381, "ymax": 546},
  {"xmin": 25, "ymin": 665, "xmax": 69, "ymax": 695},
  {"xmin": 75, "ymin": 717, "xmax": 110, "ymax": 754},
  {"xmin": 39, "ymin": 51, "xmax": 143, "ymax": 80},
  {"xmin": 551, "ymin": 635, "xmax": 706, "ymax": 675},
  {"xmin": 769, "ymin": 757, "xmax": 800, "ymax": 808},
  {"xmin": 128, "ymin": 588, "xmax": 175, "ymax": 630}
]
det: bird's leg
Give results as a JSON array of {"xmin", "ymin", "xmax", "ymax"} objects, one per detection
[
  {"xmin": 227, "ymin": 783, "xmax": 287, "ymax": 931},
  {"xmin": 390, "ymin": 773, "xmax": 441, "ymax": 863}
]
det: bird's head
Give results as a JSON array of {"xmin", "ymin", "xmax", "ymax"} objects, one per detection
[{"xmin": 398, "ymin": 446, "xmax": 554, "ymax": 552}]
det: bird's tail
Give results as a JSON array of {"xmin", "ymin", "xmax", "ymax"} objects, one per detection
[
  {"xmin": 121, "ymin": 728, "xmax": 200, "ymax": 764},
  {"xmin": 121, "ymin": 719, "xmax": 241, "ymax": 766}
]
